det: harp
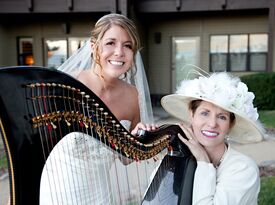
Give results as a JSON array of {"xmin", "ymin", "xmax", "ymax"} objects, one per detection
[{"xmin": 0, "ymin": 66, "xmax": 196, "ymax": 205}]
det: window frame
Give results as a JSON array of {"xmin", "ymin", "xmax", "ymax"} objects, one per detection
[
  {"xmin": 43, "ymin": 37, "xmax": 89, "ymax": 69},
  {"xmin": 17, "ymin": 36, "xmax": 34, "ymax": 66},
  {"xmin": 210, "ymin": 33, "xmax": 268, "ymax": 72}
]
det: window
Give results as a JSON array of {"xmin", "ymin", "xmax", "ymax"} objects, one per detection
[
  {"xmin": 210, "ymin": 35, "xmax": 228, "ymax": 72},
  {"xmin": 250, "ymin": 34, "xmax": 268, "ymax": 71},
  {"xmin": 68, "ymin": 37, "xmax": 87, "ymax": 56},
  {"xmin": 45, "ymin": 39, "xmax": 67, "ymax": 69},
  {"xmin": 210, "ymin": 34, "xmax": 268, "ymax": 72},
  {"xmin": 44, "ymin": 37, "xmax": 88, "ymax": 69},
  {"xmin": 171, "ymin": 36, "xmax": 200, "ymax": 92},
  {"xmin": 17, "ymin": 37, "xmax": 34, "ymax": 66}
]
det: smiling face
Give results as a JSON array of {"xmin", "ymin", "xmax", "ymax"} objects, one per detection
[
  {"xmin": 95, "ymin": 25, "xmax": 134, "ymax": 80},
  {"xmin": 189, "ymin": 100, "xmax": 233, "ymax": 148}
]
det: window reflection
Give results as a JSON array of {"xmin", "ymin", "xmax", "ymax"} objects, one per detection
[
  {"xmin": 210, "ymin": 35, "xmax": 228, "ymax": 53},
  {"xmin": 210, "ymin": 33, "xmax": 268, "ymax": 72},
  {"xmin": 250, "ymin": 54, "xmax": 267, "ymax": 71},
  {"xmin": 210, "ymin": 36, "xmax": 228, "ymax": 72},
  {"xmin": 172, "ymin": 36, "xmax": 200, "ymax": 91},
  {"xmin": 229, "ymin": 35, "xmax": 248, "ymax": 53},
  {"xmin": 68, "ymin": 38, "xmax": 88, "ymax": 56},
  {"xmin": 17, "ymin": 37, "xmax": 34, "ymax": 66},
  {"xmin": 45, "ymin": 38, "xmax": 88, "ymax": 69},
  {"xmin": 230, "ymin": 53, "xmax": 247, "ymax": 71},
  {"xmin": 250, "ymin": 34, "xmax": 268, "ymax": 52},
  {"xmin": 250, "ymin": 34, "xmax": 268, "ymax": 71},
  {"xmin": 45, "ymin": 39, "xmax": 67, "ymax": 69}
]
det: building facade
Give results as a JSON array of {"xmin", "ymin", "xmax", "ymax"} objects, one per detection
[{"xmin": 0, "ymin": 0, "xmax": 274, "ymax": 102}]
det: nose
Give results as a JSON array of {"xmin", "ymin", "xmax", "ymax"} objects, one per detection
[
  {"xmin": 114, "ymin": 44, "xmax": 124, "ymax": 57},
  {"xmin": 207, "ymin": 116, "xmax": 218, "ymax": 128}
]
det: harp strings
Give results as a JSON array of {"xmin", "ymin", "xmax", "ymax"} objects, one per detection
[
  {"xmin": 41, "ymin": 83, "xmax": 64, "ymax": 203},
  {"xmin": 69, "ymin": 88, "xmax": 94, "ymax": 204},
  {"xmin": 84, "ymin": 93, "xmax": 117, "ymax": 204},
  {"xmin": 28, "ymin": 82, "xmax": 167, "ymax": 204},
  {"xmin": 77, "ymin": 87, "xmax": 162, "ymax": 204},
  {"xmin": 30, "ymin": 83, "xmax": 86, "ymax": 203},
  {"xmin": 30, "ymin": 83, "xmax": 64, "ymax": 203}
]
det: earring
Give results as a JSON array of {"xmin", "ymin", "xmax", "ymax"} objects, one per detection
[{"xmin": 225, "ymin": 135, "xmax": 230, "ymax": 142}]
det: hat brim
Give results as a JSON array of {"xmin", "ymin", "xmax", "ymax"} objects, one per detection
[{"xmin": 161, "ymin": 94, "xmax": 264, "ymax": 144}]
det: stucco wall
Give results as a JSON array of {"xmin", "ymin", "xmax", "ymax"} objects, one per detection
[{"xmin": 147, "ymin": 14, "xmax": 268, "ymax": 95}]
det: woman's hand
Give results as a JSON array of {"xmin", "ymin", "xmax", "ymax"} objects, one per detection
[
  {"xmin": 131, "ymin": 122, "xmax": 159, "ymax": 136},
  {"xmin": 178, "ymin": 123, "xmax": 210, "ymax": 163},
  {"xmin": 118, "ymin": 122, "xmax": 158, "ymax": 165}
]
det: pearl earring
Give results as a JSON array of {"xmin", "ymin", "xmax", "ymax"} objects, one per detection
[{"xmin": 225, "ymin": 135, "xmax": 230, "ymax": 142}]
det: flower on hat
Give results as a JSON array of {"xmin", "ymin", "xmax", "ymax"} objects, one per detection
[{"xmin": 176, "ymin": 72, "xmax": 259, "ymax": 123}]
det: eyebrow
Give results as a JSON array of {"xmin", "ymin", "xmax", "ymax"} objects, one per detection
[
  {"xmin": 218, "ymin": 112, "xmax": 230, "ymax": 117},
  {"xmin": 200, "ymin": 108, "xmax": 230, "ymax": 116},
  {"xmin": 104, "ymin": 38, "xmax": 132, "ymax": 44},
  {"xmin": 104, "ymin": 38, "xmax": 115, "ymax": 41}
]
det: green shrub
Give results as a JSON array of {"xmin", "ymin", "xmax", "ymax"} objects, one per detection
[
  {"xmin": 241, "ymin": 72, "xmax": 275, "ymax": 110},
  {"xmin": 259, "ymin": 176, "xmax": 275, "ymax": 204},
  {"xmin": 259, "ymin": 110, "xmax": 275, "ymax": 128}
]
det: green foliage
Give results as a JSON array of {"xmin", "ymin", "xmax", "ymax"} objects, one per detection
[
  {"xmin": 259, "ymin": 176, "xmax": 275, "ymax": 204},
  {"xmin": 0, "ymin": 153, "xmax": 8, "ymax": 172},
  {"xmin": 241, "ymin": 72, "xmax": 275, "ymax": 110},
  {"xmin": 259, "ymin": 110, "xmax": 275, "ymax": 128}
]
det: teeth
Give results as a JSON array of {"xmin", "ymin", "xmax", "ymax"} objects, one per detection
[
  {"xmin": 109, "ymin": 60, "xmax": 123, "ymax": 66},
  {"xmin": 202, "ymin": 131, "xmax": 218, "ymax": 137}
]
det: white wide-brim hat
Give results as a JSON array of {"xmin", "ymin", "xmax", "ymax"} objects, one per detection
[{"xmin": 161, "ymin": 72, "xmax": 265, "ymax": 144}]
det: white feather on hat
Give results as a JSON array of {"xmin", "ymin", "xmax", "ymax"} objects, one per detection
[{"xmin": 161, "ymin": 72, "xmax": 265, "ymax": 144}]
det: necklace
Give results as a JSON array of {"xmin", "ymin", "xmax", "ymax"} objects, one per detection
[{"xmin": 214, "ymin": 144, "xmax": 228, "ymax": 169}]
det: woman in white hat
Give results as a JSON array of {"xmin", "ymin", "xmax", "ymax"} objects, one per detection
[{"xmin": 161, "ymin": 72, "xmax": 265, "ymax": 205}]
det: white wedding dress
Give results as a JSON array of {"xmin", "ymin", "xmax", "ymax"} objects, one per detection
[{"xmin": 39, "ymin": 120, "xmax": 161, "ymax": 205}]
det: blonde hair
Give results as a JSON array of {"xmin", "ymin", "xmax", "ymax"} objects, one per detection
[{"xmin": 91, "ymin": 13, "xmax": 140, "ymax": 76}]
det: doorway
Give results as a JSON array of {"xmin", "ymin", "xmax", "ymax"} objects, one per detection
[{"xmin": 171, "ymin": 36, "xmax": 200, "ymax": 92}]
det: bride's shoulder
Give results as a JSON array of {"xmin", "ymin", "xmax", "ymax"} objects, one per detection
[
  {"xmin": 121, "ymin": 80, "xmax": 138, "ymax": 93},
  {"xmin": 76, "ymin": 70, "xmax": 92, "ymax": 80}
]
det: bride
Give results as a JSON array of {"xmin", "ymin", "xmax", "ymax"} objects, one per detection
[{"xmin": 40, "ymin": 13, "xmax": 161, "ymax": 205}]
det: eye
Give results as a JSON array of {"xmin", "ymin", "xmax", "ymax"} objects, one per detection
[
  {"xmin": 106, "ymin": 41, "xmax": 114, "ymax": 46},
  {"xmin": 124, "ymin": 44, "xmax": 133, "ymax": 49},
  {"xmin": 218, "ymin": 115, "xmax": 228, "ymax": 121},
  {"xmin": 200, "ymin": 111, "xmax": 208, "ymax": 116}
]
